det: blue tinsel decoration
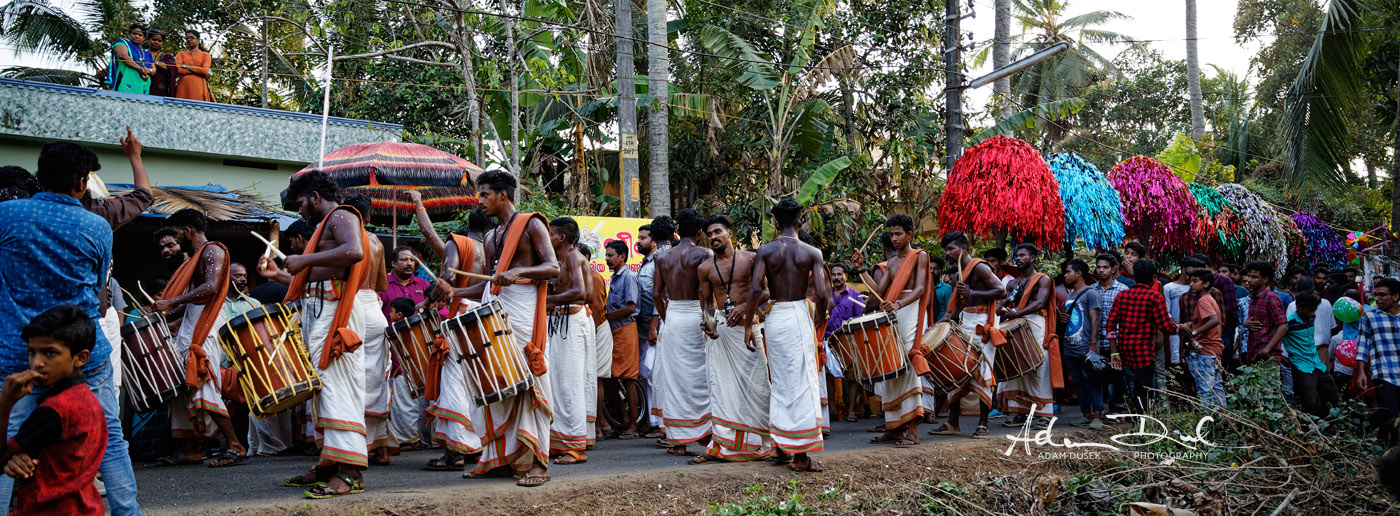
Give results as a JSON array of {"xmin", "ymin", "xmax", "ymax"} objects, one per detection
[{"xmin": 1050, "ymin": 152, "xmax": 1125, "ymax": 251}]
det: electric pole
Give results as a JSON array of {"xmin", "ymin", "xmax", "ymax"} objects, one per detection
[
  {"xmin": 943, "ymin": 0, "xmax": 964, "ymax": 169},
  {"xmin": 616, "ymin": 0, "xmax": 640, "ymax": 217}
]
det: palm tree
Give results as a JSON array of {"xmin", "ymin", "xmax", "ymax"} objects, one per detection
[
  {"xmin": 0, "ymin": 0, "xmax": 139, "ymax": 86},
  {"xmin": 1005, "ymin": 0, "xmax": 1141, "ymax": 147},
  {"xmin": 646, "ymin": 0, "xmax": 670, "ymax": 216},
  {"xmin": 1186, "ymin": 0, "xmax": 1205, "ymax": 141}
]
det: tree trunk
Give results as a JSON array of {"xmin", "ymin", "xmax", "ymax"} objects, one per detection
[
  {"xmin": 993, "ymin": 0, "xmax": 1011, "ymax": 118},
  {"xmin": 1390, "ymin": 56, "xmax": 1400, "ymax": 252},
  {"xmin": 505, "ymin": 0, "xmax": 520, "ymax": 175},
  {"xmin": 616, "ymin": 0, "xmax": 640, "ymax": 217},
  {"xmin": 646, "ymin": 0, "xmax": 670, "ymax": 217},
  {"xmin": 1368, "ymin": 160, "xmax": 1378, "ymax": 190},
  {"xmin": 841, "ymin": 75, "xmax": 857, "ymax": 148},
  {"xmin": 1186, "ymin": 0, "xmax": 1205, "ymax": 141}
]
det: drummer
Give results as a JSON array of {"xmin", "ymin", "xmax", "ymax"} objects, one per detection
[
  {"xmin": 865, "ymin": 214, "xmax": 929, "ymax": 446},
  {"xmin": 993, "ymin": 244, "xmax": 1057, "ymax": 430},
  {"xmin": 147, "ymin": 209, "xmax": 246, "ymax": 467},
  {"xmin": 927, "ymin": 232, "xmax": 1006, "ymax": 439}
]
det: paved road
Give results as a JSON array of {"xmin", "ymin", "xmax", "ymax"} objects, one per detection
[{"xmin": 134, "ymin": 415, "xmax": 1029, "ymax": 514}]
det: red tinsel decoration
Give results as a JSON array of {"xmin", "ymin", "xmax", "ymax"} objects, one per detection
[
  {"xmin": 937, "ymin": 136, "xmax": 1065, "ymax": 250},
  {"xmin": 1107, "ymin": 156, "xmax": 1199, "ymax": 254}
]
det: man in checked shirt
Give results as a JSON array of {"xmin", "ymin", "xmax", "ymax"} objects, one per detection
[
  {"xmin": 1356, "ymin": 277, "xmax": 1400, "ymax": 445},
  {"xmin": 1105, "ymin": 259, "xmax": 1180, "ymax": 414}
]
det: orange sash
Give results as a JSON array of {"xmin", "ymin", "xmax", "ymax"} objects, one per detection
[
  {"xmin": 1012, "ymin": 273, "xmax": 1063, "ymax": 388},
  {"xmin": 283, "ymin": 205, "xmax": 370, "ymax": 369},
  {"xmin": 425, "ymin": 234, "xmax": 477, "ymax": 401},
  {"xmin": 948, "ymin": 258, "xmax": 1006, "ymax": 348},
  {"xmin": 159, "ymin": 241, "xmax": 230, "ymax": 389},
  {"xmin": 491, "ymin": 212, "xmax": 550, "ymax": 377}
]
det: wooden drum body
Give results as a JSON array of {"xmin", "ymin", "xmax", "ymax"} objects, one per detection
[
  {"xmin": 441, "ymin": 300, "xmax": 533, "ymax": 407},
  {"xmin": 921, "ymin": 321, "xmax": 981, "ymax": 390},
  {"xmin": 832, "ymin": 311, "xmax": 908, "ymax": 383},
  {"xmin": 387, "ymin": 311, "xmax": 441, "ymax": 399},
  {"xmin": 992, "ymin": 318, "xmax": 1045, "ymax": 382},
  {"xmin": 120, "ymin": 313, "xmax": 184, "ymax": 413},
  {"xmin": 217, "ymin": 303, "xmax": 321, "ymax": 418}
]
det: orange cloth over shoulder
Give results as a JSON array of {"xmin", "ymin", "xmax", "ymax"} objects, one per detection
[
  {"xmin": 283, "ymin": 205, "xmax": 371, "ymax": 369},
  {"xmin": 425, "ymin": 234, "xmax": 476, "ymax": 401},
  {"xmin": 1012, "ymin": 272, "xmax": 1064, "ymax": 389},
  {"xmin": 492, "ymin": 212, "xmax": 551, "ymax": 377},
  {"xmin": 159, "ymin": 241, "xmax": 230, "ymax": 388}
]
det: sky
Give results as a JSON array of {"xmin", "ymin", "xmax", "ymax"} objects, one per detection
[{"xmin": 960, "ymin": 0, "xmax": 1264, "ymax": 122}]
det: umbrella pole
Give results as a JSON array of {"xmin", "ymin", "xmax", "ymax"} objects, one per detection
[{"xmin": 392, "ymin": 186, "xmax": 398, "ymax": 250}]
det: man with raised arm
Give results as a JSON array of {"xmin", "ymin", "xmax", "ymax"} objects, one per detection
[
  {"xmin": 652, "ymin": 209, "xmax": 715, "ymax": 456},
  {"xmin": 258, "ymin": 171, "xmax": 370, "ymax": 498},
  {"xmin": 148, "ymin": 209, "xmax": 246, "ymax": 468},
  {"xmin": 866, "ymin": 214, "xmax": 929, "ymax": 446},
  {"xmin": 748, "ymin": 199, "xmax": 832, "ymax": 472},
  {"xmin": 692, "ymin": 215, "xmax": 771, "ymax": 463},
  {"xmin": 433, "ymin": 170, "xmax": 559, "ymax": 487},
  {"xmin": 927, "ymin": 232, "xmax": 1007, "ymax": 439},
  {"xmin": 544, "ymin": 217, "xmax": 595, "ymax": 465}
]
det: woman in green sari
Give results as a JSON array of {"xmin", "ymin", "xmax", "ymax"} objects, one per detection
[{"xmin": 106, "ymin": 24, "xmax": 154, "ymax": 94}]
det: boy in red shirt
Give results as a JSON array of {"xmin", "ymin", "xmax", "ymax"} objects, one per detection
[{"xmin": 0, "ymin": 304, "xmax": 107, "ymax": 514}]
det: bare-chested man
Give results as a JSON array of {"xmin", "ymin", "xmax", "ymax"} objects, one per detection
[
  {"xmin": 690, "ymin": 215, "xmax": 771, "ymax": 463},
  {"xmin": 148, "ymin": 209, "xmax": 245, "ymax": 467},
  {"xmin": 652, "ymin": 209, "xmax": 715, "ymax": 456},
  {"xmin": 434, "ymin": 170, "xmax": 558, "ymax": 487},
  {"xmin": 995, "ymin": 244, "xmax": 1056, "ymax": 429},
  {"xmin": 866, "ymin": 214, "xmax": 929, "ymax": 446},
  {"xmin": 259, "ymin": 171, "xmax": 370, "ymax": 498},
  {"xmin": 343, "ymin": 194, "xmax": 394, "ymax": 465},
  {"xmin": 927, "ymin": 232, "xmax": 1007, "ymax": 439},
  {"xmin": 748, "ymin": 199, "xmax": 832, "ymax": 472},
  {"xmin": 543, "ymin": 217, "xmax": 594, "ymax": 464}
]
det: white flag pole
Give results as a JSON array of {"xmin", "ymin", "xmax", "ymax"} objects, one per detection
[{"xmin": 317, "ymin": 43, "xmax": 335, "ymax": 171}]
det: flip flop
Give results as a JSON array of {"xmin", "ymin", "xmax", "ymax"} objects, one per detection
[
  {"xmin": 844, "ymin": 414, "xmax": 859, "ymax": 423},
  {"xmin": 305, "ymin": 471, "xmax": 363, "ymax": 499},
  {"xmin": 788, "ymin": 460, "xmax": 824, "ymax": 472},
  {"xmin": 155, "ymin": 450, "xmax": 202, "ymax": 467},
  {"xmin": 869, "ymin": 432, "xmax": 900, "ymax": 444},
  {"xmin": 617, "ymin": 432, "xmax": 639, "ymax": 440},
  {"xmin": 517, "ymin": 473, "xmax": 550, "ymax": 487},
  {"xmin": 971, "ymin": 425, "xmax": 990, "ymax": 439},
  {"xmin": 867, "ymin": 424, "xmax": 889, "ymax": 433},
  {"xmin": 422, "ymin": 453, "xmax": 467, "ymax": 471},
  {"xmin": 687, "ymin": 455, "xmax": 714, "ymax": 465},
  {"xmin": 665, "ymin": 447, "xmax": 695, "ymax": 457},
  {"xmin": 206, "ymin": 450, "xmax": 248, "ymax": 468},
  {"xmin": 928, "ymin": 423, "xmax": 962, "ymax": 436},
  {"xmin": 463, "ymin": 466, "xmax": 514, "ymax": 479},
  {"xmin": 552, "ymin": 450, "xmax": 587, "ymax": 465},
  {"xmin": 894, "ymin": 436, "xmax": 918, "ymax": 447}
]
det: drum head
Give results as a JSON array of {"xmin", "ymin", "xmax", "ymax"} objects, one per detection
[
  {"xmin": 843, "ymin": 311, "xmax": 892, "ymax": 330},
  {"xmin": 926, "ymin": 322, "xmax": 953, "ymax": 345},
  {"xmin": 391, "ymin": 312, "xmax": 427, "ymax": 333},
  {"xmin": 220, "ymin": 303, "xmax": 293, "ymax": 341},
  {"xmin": 120, "ymin": 313, "xmax": 163, "ymax": 337}
]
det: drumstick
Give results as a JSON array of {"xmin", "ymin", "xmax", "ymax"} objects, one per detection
[
  {"xmin": 136, "ymin": 280, "xmax": 157, "ymax": 306},
  {"xmin": 410, "ymin": 255, "xmax": 439, "ymax": 281},
  {"xmin": 118, "ymin": 286, "xmax": 146, "ymax": 316},
  {"xmin": 447, "ymin": 267, "xmax": 495, "ymax": 282},
  {"xmin": 858, "ymin": 272, "xmax": 887, "ymax": 306},
  {"xmin": 249, "ymin": 231, "xmax": 288, "ymax": 260},
  {"xmin": 117, "ymin": 310, "xmax": 141, "ymax": 319}
]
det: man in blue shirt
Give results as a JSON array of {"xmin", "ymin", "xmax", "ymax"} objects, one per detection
[
  {"xmin": 604, "ymin": 240, "xmax": 642, "ymax": 437},
  {"xmin": 0, "ymin": 141, "xmax": 139, "ymax": 514},
  {"xmin": 930, "ymin": 254, "xmax": 953, "ymax": 322}
]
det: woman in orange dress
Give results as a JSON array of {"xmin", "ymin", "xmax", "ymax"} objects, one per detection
[{"xmin": 175, "ymin": 30, "xmax": 213, "ymax": 102}]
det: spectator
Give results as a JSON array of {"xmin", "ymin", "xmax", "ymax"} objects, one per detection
[
  {"xmin": 1181, "ymin": 269, "xmax": 1226, "ymax": 408},
  {"xmin": 0, "ymin": 166, "xmax": 39, "ymax": 202},
  {"xmin": 1285, "ymin": 293, "xmax": 1338, "ymax": 418},
  {"xmin": 929, "ymin": 255, "xmax": 952, "ymax": 321},
  {"xmin": 105, "ymin": 24, "xmax": 153, "ymax": 94},
  {"xmin": 1106, "ymin": 259, "xmax": 1179, "ymax": 413},
  {"xmin": 0, "ymin": 141, "xmax": 140, "ymax": 513},
  {"xmin": 0, "ymin": 305, "xmax": 107, "ymax": 514},
  {"xmin": 1059, "ymin": 259, "xmax": 1103, "ymax": 428},
  {"xmin": 1092, "ymin": 253, "xmax": 1130, "ymax": 413},
  {"xmin": 1356, "ymin": 277, "xmax": 1400, "ymax": 445},
  {"xmin": 148, "ymin": 30, "xmax": 178, "ymax": 97},
  {"xmin": 175, "ymin": 30, "xmax": 213, "ymax": 102},
  {"xmin": 1242, "ymin": 261, "xmax": 1288, "ymax": 366},
  {"xmin": 1120, "ymin": 242, "xmax": 1147, "ymax": 287}
]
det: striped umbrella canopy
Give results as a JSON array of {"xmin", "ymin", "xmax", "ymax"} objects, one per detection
[
  {"xmin": 295, "ymin": 141, "xmax": 482, "ymax": 188},
  {"xmin": 345, "ymin": 185, "xmax": 478, "ymax": 226}
]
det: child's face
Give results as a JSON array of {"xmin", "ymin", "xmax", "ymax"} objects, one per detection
[
  {"xmin": 26, "ymin": 337, "xmax": 88, "ymax": 387},
  {"xmin": 390, "ymin": 310, "xmax": 407, "ymax": 323}
]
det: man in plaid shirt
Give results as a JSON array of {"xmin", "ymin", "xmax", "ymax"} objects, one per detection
[
  {"xmin": 1106, "ymin": 259, "xmax": 1179, "ymax": 413},
  {"xmin": 1240, "ymin": 261, "xmax": 1289, "ymax": 364},
  {"xmin": 1357, "ymin": 277, "xmax": 1400, "ymax": 445}
]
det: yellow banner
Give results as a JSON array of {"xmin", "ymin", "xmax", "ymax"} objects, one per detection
[{"xmin": 575, "ymin": 216, "xmax": 653, "ymax": 283}]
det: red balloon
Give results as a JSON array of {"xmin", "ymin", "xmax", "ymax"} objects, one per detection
[{"xmin": 1336, "ymin": 339, "xmax": 1358, "ymax": 370}]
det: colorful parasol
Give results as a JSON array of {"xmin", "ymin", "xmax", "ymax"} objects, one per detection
[
  {"xmin": 1106, "ymin": 156, "xmax": 1198, "ymax": 254},
  {"xmin": 1291, "ymin": 211, "xmax": 1345, "ymax": 268},
  {"xmin": 1215, "ymin": 183, "xmax": 1288, "ymax": 276},
  {"xmin": 937, "ymin": 136, "xmax": 1066, "ymax": 250},
  {"xmin": 1049, "ymin": 152, "xmax": 1123, "ymax": 251},
  {"xmin": 292, "ymin": 141, "xmax": 482, "ymax": 226},
  {"xmin": 1188, "ymin": 183, "xmax": 1246, "ymax": 260}
]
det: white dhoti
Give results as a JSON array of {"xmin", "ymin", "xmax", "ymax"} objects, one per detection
[
  {"xmin": 546, "ymin": 306, "xmax": 593, "ymax": 454},
  {"xmin": 641, "ymin": 319, "xmax": 660, "ymax": 428},
  {"xmin": 250, "ymin": 411, "xmax": 295, "ymax": 455},
  {"xmin": 704, "ymin": 316, "xmax": 772, "ymax": 461},
  {"xmin": 765, "ymin": 301, "xmax": 823, "ymax": 454},
  {"xmin": 873, "ymin": 300, "xmax": 924, "ymax": 429},
  {"xmin": 654, "ymin": 300, "xmax": 712, "ymax": 445},
  {"xmin": 171, "ymin": 303, "xmax": 228, "ymax": 439},
  {"xmin": 595, "ymin": 321, "xmax": 614, "ymax": 378},
  {"xmin": 428, "ymin": 337, "xmax": 484, "ymax": 456},
  {"xmin": 357, "ymin": 290, "xmax": 394, "ymax": 454},
  {"xmin": 473, "ymin": 283, "xmax": 552, "ymax": 475},
  {"xmin": 101, "ymin": 306, "xmax": 122, "ymax": 389},
  {"xmin": 301, "ymin": 286, "xmax": 368, "ymax": 469},
  {"xmin": 390, "ymin": 375, "xmax": 429, "ymax": 446},
  {"xmin": 997, "ymin": 314, "xmax": 1052, "ymax": 418},
  {"xmin": 957, "ymin": 310, "xmax": 997, "ymax": 407}
]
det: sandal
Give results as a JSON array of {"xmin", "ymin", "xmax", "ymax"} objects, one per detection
[
  {"xmin": 464, "ymin": 466, "xmax": 514, "ymax": 479},
  {"xmin": 642, "ymin": 429, "xmax": 665, "ymax": 439},
  {"xmin": 687, "ymin": 455, "xmax": 714, "ymax": 465},
  {"xmin": 206, "ymin": 450, "xmax": 248, "ymax": 468},
  {"xmin": 788, "ymin": 460, "xmax": 824, "ymax": 472},
  {"xmin": 845, "ymin": 413, "xmax": 859, "ymax": 423},
  {"xmin": 422, "ymin": 452, "xmax": 466, "ymax": 471},
  {"xmin": 283, "ymin": 468, "xmax": 330, "ymax": 487},
  {"xmin": 617, "ymin": 432, "xmax": 639, "ymax": 440},
  {"xmin": 894, "ymin": 436, "xmax": 918, "ymax": 447},
  {"xmin": 552, "ymin": 450, "xmax": 587, "ymax": 465},
  {"xmin": 869, "ymin": 431, "xmax": 901, "ymax": 444},
  {"xmin": 517, "ymin": 473, "xmax": 550, "ymax": 487},
  {"xmin": 666, "ymin": 447, "xmax": 694, "ymax": 457},
  {"xmin": 305, "ymin": 471, "xmax": 363, "ymax": 499},
  {"xmin": 928, "ymin": 423, "xmax": 962, "ymax": 436},
  {"xmin": 971, "ymin": 425, "xmax": 990, "ymax": 439},
  {"xmin": 155, "ymin": 450, "xmax": 202, "ymax": 467},
  {"xmin": 867, "ymin": 424, "xmax": 889, "ymax": 433}
]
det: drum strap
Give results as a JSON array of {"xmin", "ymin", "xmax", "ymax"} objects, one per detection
[
  {"xmin": 283, "ymin": 205, "xmax": 371, "ymax": 369},
  {"xmin": 447, "ymin": 234, "xmax": 477, "ymax": 317},
  {"xmin": 491, "ymin": 212, "xmax": 550, "ymax": 377},
  {"xmin": 160, "ymin": 241, "xmax": 229, "ymax": 388},
  {"xmin": 883, "ymin": 249, "xmax": 930, "ymax": 346},
  {"xmin": 1013, "ymin": 272, "xmax": 1063, "ymax": 389},
  {"xmin": 424, "ymin": 332, "xmax": 452, "ymax": 402}
]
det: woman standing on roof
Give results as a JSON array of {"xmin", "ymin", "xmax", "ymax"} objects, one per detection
[
  {"xmin": 175, "ymin": 30, "xmax": 213, "ymax": 102},
  {"xmin": 106, "ymin": 24, "xmax": 154, "ymax": 95}
]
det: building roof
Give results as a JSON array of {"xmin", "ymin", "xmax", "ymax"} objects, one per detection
[{"xmin": 0, "ymin": 78, "xmax": 402, "ymax": 164}]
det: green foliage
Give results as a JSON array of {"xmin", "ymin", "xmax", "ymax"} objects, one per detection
[
  {"xmin": 795, "ymin": 156, "xmax": 851, "ymax": 205},
  {"xmin": 1156, "ymin": 133, "xmax": 1204, "ymax": 182},
  {"xmin": 969, "ymin": 97, "xmax": 1086, "ymax": 146},
  {"xmin": 712, "ymin": 483, "xmax": 807, "ymax": 516}
]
